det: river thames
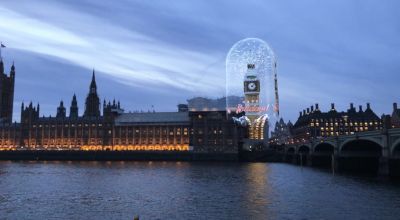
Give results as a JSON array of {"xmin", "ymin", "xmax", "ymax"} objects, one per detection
[{"xmin": 0, "ymin": 161, "xmax": 399, "ymax": 220}]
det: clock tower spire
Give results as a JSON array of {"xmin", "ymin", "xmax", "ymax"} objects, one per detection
[
  {"xmin": 84, "ymin": 69, "xmax": 100, "ymax": 118},
  {"xmin": 243, "ymin": 64, "xmax": 262, "ymax": 139},
  {"xmin": 243, "ymin": 64, "xmax": 260, "ymax": 120}
]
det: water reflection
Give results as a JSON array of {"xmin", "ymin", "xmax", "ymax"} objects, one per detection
[
  {"xmin": 0, "ymin": 161, "xmax": 399, "ymax": 220},
  {"xmin": 242, "ymin": 163, "xmax": 272, "ymax": 219}
]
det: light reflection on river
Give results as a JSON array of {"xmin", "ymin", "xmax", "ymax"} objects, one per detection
[{"xmin": 0, "ymin": 161, "xmax": 399, "ymax": 219}]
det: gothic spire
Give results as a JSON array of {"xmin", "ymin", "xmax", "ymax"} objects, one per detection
[
  {"xmin": 70, "ymin": 94, "xmax": 78, "ymax": 118},
  {"xmin": 57, "ymin": 100, "xmax": 66, "ymax": 118},
  {"xmin": 90, "ymin": 69, "xmax": 97, "ymax": 93},
  {"xmin": 71, "ymin": 94, "xmax": 77, "ymax": 106},
  {"xmin": 84, "ymin": 69, "xmax": 100, "ymax": 117}
]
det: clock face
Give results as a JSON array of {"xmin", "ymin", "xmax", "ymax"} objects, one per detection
[
  {"xmin": 244, "ymin": 81, "xmax": 260, "ymax": 92},
  {"xmin": 248, "ymin": 82, "xmax": 257, "ymax": 91}
]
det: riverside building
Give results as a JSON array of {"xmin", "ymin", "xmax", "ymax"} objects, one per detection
[
  {"xmin": 0, "ymin": 60, "xmax": 243, "ymax": 153},
  {"xmin": 291, "ymin": 103, "xmax": 382, "ymax": 142}
]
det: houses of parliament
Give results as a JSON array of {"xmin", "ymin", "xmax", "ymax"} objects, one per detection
[{"xmin": 0, "ymin": 59, "xmax": 243, "ymax": 152}]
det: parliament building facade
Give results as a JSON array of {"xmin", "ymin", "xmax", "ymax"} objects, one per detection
[
  {"xmin": 290, "ymin": 103, "xmax": 383, "ymax": 143},
  {"xmin": 0, "ymin": 59, "xmax": 243, "ymax": 153}
]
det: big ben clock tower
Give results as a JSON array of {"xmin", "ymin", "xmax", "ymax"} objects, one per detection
[
  {"xmin": 243, "ymin": 64, "xmax": 260, "ymax": 122},
  {"xmin": 243, "ymin": 64, "xmax": 262, "ymax": 140}
]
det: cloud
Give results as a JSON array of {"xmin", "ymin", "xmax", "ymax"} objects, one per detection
[
  {"xmin": 0, "ymin": 0, "xmax": 399, "ymax": 122},
  {"xmin": 0, "ymin": 4, "xmax": 225, "ymax": 94}
]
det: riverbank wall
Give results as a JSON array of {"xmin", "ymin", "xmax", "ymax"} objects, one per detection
[{"xmin": 0, "ymin": 150, "xmax": 239, "ymax": 162}]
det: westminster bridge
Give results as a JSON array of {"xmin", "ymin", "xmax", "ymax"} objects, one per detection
[{"xmin": 282, "ymin": 128, "xmax": 400, "ymax": 176}]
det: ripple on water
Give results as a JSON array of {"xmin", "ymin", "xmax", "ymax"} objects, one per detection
[{"xmin": 0, "ymin": 161, "xmax": 399, "ymax": 220}]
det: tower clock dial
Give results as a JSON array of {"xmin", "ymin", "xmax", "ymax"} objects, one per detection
[
  {"xmin": 244, "ymin": 81, "xmax": 260, "ymax": 92},
  {"xmin": 248, "ymin": 82, "xmax": 257, "ymax": 91}
]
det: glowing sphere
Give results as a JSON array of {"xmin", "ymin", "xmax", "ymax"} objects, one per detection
[{"xmin": 225, "ymin": 38, "xmax": 279, "ymax": 141}]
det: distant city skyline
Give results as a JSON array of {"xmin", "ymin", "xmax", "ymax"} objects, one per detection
[{"xmin": 0, "ymin": 0, "xmax": 399, "ymax": 122}]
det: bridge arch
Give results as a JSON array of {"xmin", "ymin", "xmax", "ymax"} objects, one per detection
[
  {"xmin": 314, "ymin": 142, "xmax": 335, "ymax": 154},
  {"xmin": 312, "ymin": 142, "xmax": 335, "ymax": 167},
  {"xmin": 285, "ymin": 147, "xmax": 296, "ymax": 163},
  {"xmin": 392, "ymin": 140, "xmax": 400, "ymax": 157},
  {"xmin": 298, "ymin": 145, "xmax": 311, "ymax": 154},
  {"xmin": 340, "ymin": 139, "xmax": 383, "ymax": 155},
  {"xmin": 339, "ymin": 139, "xmax": 383, "ymax": 174},
  {"xmin": 340, "ymin": 138, "xmax": 383, "ymax": 153},
  {"xmin": 286, "ymin": 147, "xmax": 295, "ymax": 154}
]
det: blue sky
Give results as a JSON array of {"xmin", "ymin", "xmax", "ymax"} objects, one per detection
[{"xmin": 0, "ymin": 0, "xmax": 399, "ymax": 122}]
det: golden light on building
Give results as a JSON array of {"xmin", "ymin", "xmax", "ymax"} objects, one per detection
[
  {"xmin": 78, "ymin": 144, "xmax": 190, "ymax": 151},
  {"xmin": 291, "ymin": 103, "xmax": 383, "ymax": 142}
]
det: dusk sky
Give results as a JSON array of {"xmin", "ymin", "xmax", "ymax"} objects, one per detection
[{"xmin": 0, "ymin": 0, "xmax": 399, "ymax": 122}]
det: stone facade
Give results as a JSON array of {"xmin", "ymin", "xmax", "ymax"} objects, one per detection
[
  {"xmin": 270, "ymin": 118, "xmax": 293, "ymax": 145},
  {"xmin": 0, "ymin": 69, "xmax": 242, "ymax": 153},
  {"xmin": 391, "ymin": 103, "xmax": 400, "ymax": 128},
  {"xmin": 291, "ymin": 103, "xmax": 382, "ymax": 142},
  {"xmin": 189, "ymin": 111, "xmax": 246, "ymax": 153},
  {"xmin": 0, "ymin": 59, "xmax": 15, "ymax": 124}
]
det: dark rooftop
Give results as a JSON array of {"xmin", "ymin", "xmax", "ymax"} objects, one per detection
[{"xmin": 115, "ymin": 112, "xmax": 189, "ymax": 125}]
